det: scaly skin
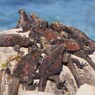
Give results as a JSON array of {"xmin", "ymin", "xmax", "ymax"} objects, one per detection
[
  {"xmin": 67, "ymin": 58, "xmax": 81, "ymax": 88},
  {"xmin": 12, "ymin": 48, "xmax": 41, "ymax": 85},
  {"xmin": 30, "ymin": 13, "xmax": 48, "ymax": 28},
  {"xmin": 66, "ymin": 26, "xmax": 95, "ymax": 48},
  {"xmin": 16, "ymin": 9, "xmax": 32, "ymax": 32},
  {"xmin": 37, "ymin": 45, "xmax": 65, "ymax": 91},
  {"xmin": 51, "ymin": 22, "xmax": 95, "ymax": 48},
  {"xmin": 50, "ymin": 38, "xmax": 82, "ymax": 52},
  {"xmin": 31, "ymin": 27, "xmax": 62, "ymax": 41},
  {"xmin": 0, "ymin": 34, "xmax": 33, "ymax": 47}
]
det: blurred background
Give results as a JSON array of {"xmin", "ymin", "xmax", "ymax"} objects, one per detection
[{"xmin": 0, "ymin": 0, "xmax": 95, "ymax": 39}]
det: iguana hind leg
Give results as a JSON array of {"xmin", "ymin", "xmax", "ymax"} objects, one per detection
[{"xmin": 67, "ymin": 58, "xmax": 81, "ymax": 88}]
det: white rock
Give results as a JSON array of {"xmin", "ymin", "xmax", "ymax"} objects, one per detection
[
  {"xmin": 18, "ymin": 91, "xmax": 56, "ymax": 95},
  {"xmin": 18, "ymin": 85, "xmax": 56, "ymax": 95},
  {"xmin": 76, "ymin": 84, "xmax": 95, "ymax": 95},
  {"xmin": 1, "ymin": 28, "xmax": 95, "ymax": 95},
  {"xmin": 0, "ymin": 28, "xmax": 30, "ymax": 37}
]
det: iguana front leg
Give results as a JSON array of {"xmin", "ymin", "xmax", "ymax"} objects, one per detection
[{"xmin": 16, "ymin": 19, "xmax": 20, "ymax": 28}]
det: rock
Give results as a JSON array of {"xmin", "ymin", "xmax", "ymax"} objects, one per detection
[
  {"xmin": 0, "ymin": 28, "xmax": 30, "ymax": 38},
  {"xmin": 59, "ymin": 66, "xmax": 78, "ymax": 95},
  {"xmin": 71, "ymin": 55, "xmax": 95, "ymax": 86},
  {"xmin": 76, "ymin": 84, "xmax": 95, "ymax": 95},
  {"xmin": 18, "ymin": 91, "xmax": 56, "ymax": 95},
  {"xmin": 0, "ymin": 28, "xmax": 95, "ymax": 95},
  {"xmin": 18, "ymin": 84, "xmax": 56, "ymax": 95},
  {"xmin": 0, "ymin": 47, "xmax": 19, "ymax": 71},
  {"xmin": 0, "ymin": 71, "xmax": 20, "ymax": 95}
]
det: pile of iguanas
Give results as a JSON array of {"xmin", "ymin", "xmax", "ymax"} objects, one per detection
[{"xmin": 1, "ymin": 9, "xmax": 95, "ymax": 95}]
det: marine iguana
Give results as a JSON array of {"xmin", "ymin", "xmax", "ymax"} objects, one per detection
[
  {"xmin": 16, "ymin": 9, "xmax": 32, "ymax": 32},
  {"xmin": 0, "ymin": 34, "xmax": 33, "ymax": 47}
]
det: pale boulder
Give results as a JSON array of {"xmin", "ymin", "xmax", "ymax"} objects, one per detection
[
  {"xmin": 76, "ymin": 84, "xmax": 95, "ymax": 95},
  {"xmin": 18, "ymin": 85, "xmax": 56, "ymax": 95},
  {"xmin": 18, "ymin": 91, "xmax": 56, "ymax": 95}
]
